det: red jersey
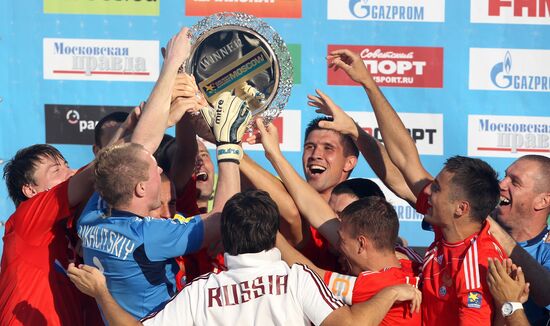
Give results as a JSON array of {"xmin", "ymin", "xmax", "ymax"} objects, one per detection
[
  {"xmin": 0, "ymin": 180, "xmax": 91, "ymax": 325},
  {"xmin": 324, "ymin": 260, "xmax": 421, "ymax": 325},
  {"xmin": 416, "ymin": 190, "xmax": 506, "ymax": 326},
  {"xmin": 299, "ymin": 225, "xmax": 341, "ymax": 272},
  {"xmin": 174, "ymin": 177, "xmax": 226, "ymax": 288}
]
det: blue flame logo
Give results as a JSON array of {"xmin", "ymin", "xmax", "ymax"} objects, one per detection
[
  {"xmin": 490, "ymin": 51, "xmax": 513, "ymax": 89},
  {"xmin": 504, "ymin": 51, "xmax": 512, "ymax": 74}
]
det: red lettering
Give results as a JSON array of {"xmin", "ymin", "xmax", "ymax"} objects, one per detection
[
  {"xmin": 275, "ymin": 275, "xmax": 288, "ymax": 295},
  {"xmin": 208, "ymin": 287, "xmax": 222, "ymax": 307},
  {"xmin": 514, "ymin": 0, "xmax": 537, "ymax": 16},
  {"xmin": 240, "ymin": 281, "xmax": 251, "ymax": 303},
  {"xmin": 539, "ymin": 0, "xmax": 550, "ymax": 16},
  {"xmin": 251, "ymin": 276, "xmax": 265, "ymax": 298},
  {"xmin": 488, "ymin": 0, "xmax": 549, "ymax": 16},
  {"xmin": 489, "ymin": 0, "xmax": 512, "ymax": 16}
]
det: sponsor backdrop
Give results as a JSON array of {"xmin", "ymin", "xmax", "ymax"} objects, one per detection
[{"xmin": 0, "ymin": 0, "xmax": 549, "ymax": 253}]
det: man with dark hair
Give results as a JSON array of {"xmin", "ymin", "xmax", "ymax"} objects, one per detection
[
  {"xmin": 494, "ymin": 154, "xmax": 550, "ymax": 324},
  {"xmin": 68, "ymin": 190, "xmax": 422, "ymax": 326},
  {"xmin": 325, "ymin": 48, "xmax": 506, "ymax": 325},
  {"xmin": 93, "ymin": 111, "xmax": 130, "ymax": 156},
  {"xmin": 221, "ymin": 190, "xmax": 279, "ymax": 255},
  {"xmin": 303, "ymin": 116, "xmax": 359, "ymax": 202},
  {"xmin": 329, "ymin": 177, "xmax": 385, "ymax": 214},
  {"xmin": 300, "ymin": 117, "xmax": 359, "ymax": 271},
  {"xmin": 256, "ymin": 119, "xmax": 421, "ymax": 325}
]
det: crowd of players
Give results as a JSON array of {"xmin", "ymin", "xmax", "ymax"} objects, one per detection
[{"xmin": 1, "ymin": 27, "xmax": 549, "ymax": 326}]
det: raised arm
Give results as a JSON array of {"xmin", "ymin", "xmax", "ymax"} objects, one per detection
[
  {"xmin": 328, "ymin": 49, "xmax": 433, "ymax": 196},
  {"xmin": 240, "ymin": 154, "xmax": 303, "ymax": 245},
  {"xmin": 132, "ymin": 28, "xmax": 192, "ymax": 154},
  {"xmin": 308, "ymin": 89, "xmax": 417, "ymax": 206},
  {"xmin": 276, "ymin": 232, "xmax": 325, "ymax": 278},
  {"xmin": 195, "ymin": 93, "xmax": 252, "ymax": 247},
  {"xmin": 255, "ymin": 118, "xmax": 340, "ymax": 248},
  {"xmin": 322, "ymin": 284, "xmax": 422, "ymax": 326}
]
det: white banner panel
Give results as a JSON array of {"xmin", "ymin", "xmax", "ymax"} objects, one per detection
[
  {"xmin": 469, "ymin": 48, "xmax": 550, "ymax": 92},
  {"xmin": 468, "ymin": 114, "xmax": 550, "ymax": 157},
  {"xmin": 348, "ymin": 111, "xmax": 444, "ymax": 155},
  {"xmin": 43, "ymin": 38, "xmax": 159, "ymax": 82},
  {"xmin": 327, "ymin": 0, "xmax": 445, "ymax": 22}
]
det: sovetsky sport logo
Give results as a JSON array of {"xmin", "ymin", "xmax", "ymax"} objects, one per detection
[
  {"xmin": 327, "ymin": 0, "xmax": 445, "ymax": 22},
  {"xmin": 469, "ymin": 48, "xmax": 550, "ymax": 92},
  {"xmin": 328, "ymin": 45, "xmax": 443, "ymax": 88}
]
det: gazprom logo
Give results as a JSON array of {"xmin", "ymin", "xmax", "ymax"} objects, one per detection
[
  {"xmin": 489, "ymin": 51, "xmax": 550, "ymax": 91},
  {"xmin": 490, "ymin": 51, "xmax": 513, "ymax": 88},
  {"xmin": 348, "ymin": 0, "xmax": 425, "ymax": 20}
]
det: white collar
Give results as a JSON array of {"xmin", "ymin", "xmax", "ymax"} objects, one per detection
[{"xmin": 225, "ymin": 248, "xmax": 281, "ymax": 270}]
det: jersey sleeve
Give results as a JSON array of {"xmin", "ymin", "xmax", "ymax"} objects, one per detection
[
  {"xmin": 142, "ymin": 215, "xmax": 204, "ymax": 261},
  {"xmin": 324, "ymin": 271, "xmax": 356, "ymax": 305},
  {"xmin": 141, "ymin": 286, "xmax": 194, "ymax": 326},
  {"xmin": 293, "ymin": 264, "xmax": 344, "ymax": 326},
  {"xmin": 13, "ymin": 179, "xmax": 73, "ymax": 238},
  {"xmin": 456, "ymin": 239, "xmax": 505, "ymax": 325}
]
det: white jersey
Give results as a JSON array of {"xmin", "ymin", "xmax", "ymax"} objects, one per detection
[{"xmin": 142, "ymin": 248, "xmax": 344, "ymax": 326}]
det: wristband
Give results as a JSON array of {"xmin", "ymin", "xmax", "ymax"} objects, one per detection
[{"xmin": 217, "ymin": 143, "xmax": 243, "ymax": 163}]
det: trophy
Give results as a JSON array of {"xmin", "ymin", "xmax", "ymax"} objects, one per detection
[{"xmin": 184, "ymin": 12, "xmax": 293, "ymax": 126}]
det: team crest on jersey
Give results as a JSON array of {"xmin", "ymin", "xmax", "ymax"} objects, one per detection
[
  {"xmin": 467, "ymin": 292, "xmax": 482, "ymax": 308},
  {"xmin": 438, "ymin": 286, "xmax": 447, "ymax": 297},
  {"xmin": 173, "ymin": 213, "xmax": 194, "ymax": 224},
  {"xmin": 436, "ymin": 254, "xmax": 444, "ymax": 265}
]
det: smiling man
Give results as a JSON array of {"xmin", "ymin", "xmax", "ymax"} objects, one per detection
[
  {"xmin": 493, "ymin": 155, "xmax": 550, "ymax": 324},
  {"xmin": 299, "ymin": 117, "xmax": 359, "ymax": 271},
  {"xmin": 302, "ymin": 117, "xmax": 358, "ymax": 203}
]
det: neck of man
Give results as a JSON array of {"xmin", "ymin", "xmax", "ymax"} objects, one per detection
[
  {"xmin": 440, "ymin": 218, "xmax": 483, "ymax": 243},
  {"xmin": 115, "ymin": 200, "xmax": 150, "ymax": 218},
  {"xmin": 318, "ymin": 188, "xmax": 333, "ymax": 203},
  {"xmin": 508, "ymin": 216, "xmax": 548, "ymax": 242},
  {"xmin": 363, "ymin": 250, "xmax": 401, "ymax": 272}
]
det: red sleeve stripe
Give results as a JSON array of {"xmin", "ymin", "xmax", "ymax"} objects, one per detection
[{"xmin": 297, "ymin": 264, "xmax": 344, "ymax": 310}]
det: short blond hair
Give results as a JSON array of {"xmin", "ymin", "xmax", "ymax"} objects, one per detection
[{"xmin": 94, "ymin": 143, "xmax": 149, "ymax": 208}]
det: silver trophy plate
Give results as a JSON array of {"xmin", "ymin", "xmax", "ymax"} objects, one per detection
[{"xmin": 185, "ymin": 12, "xmax": 293, "ymax": 125}]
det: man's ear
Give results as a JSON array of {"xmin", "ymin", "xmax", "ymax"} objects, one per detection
[
  {"xmin": 455, "ymin": 200, "xmax": 470, "ymax": 217},
  {"xmin": 357, "ymin": 235, "xmax": 368, "ymax": 254},
  {"xmin": 343, "ymin": 155, "xmax": 358, "ymax": 173},
  {"xmin": 21, "ymin": 184, "xmax": 38, "ymax": 199},
  {"xmin": 135, "ymin": 181, "xmax": 146, "ymax": 198},
  {"xmin": 534, "ymin": 192, "xmax": 550, "ymax": 211}
]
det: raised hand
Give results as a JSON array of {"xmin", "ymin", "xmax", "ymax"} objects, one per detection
[
  {"xmin": 255, "ymin": 118, "xmax": 282, "ymax": 160},
  {"xmin": 307, "ymin": 89, "xmax": 359, "ymax": 140},
  {"xmin": 212, "ymin": 92, "xmax": 252, "ymax": 163},
  {"xmin": 327, "ymin": 49, "xmax": 373, "ymax": 86},
  {"xmin": 163, "ymin": 27, "xmax": 192, "ymax": 68}
]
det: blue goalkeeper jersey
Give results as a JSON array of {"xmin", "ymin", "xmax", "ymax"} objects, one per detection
[{"xmin": 77, "ymin": 192, "xmax": 204, "ymax": 319}]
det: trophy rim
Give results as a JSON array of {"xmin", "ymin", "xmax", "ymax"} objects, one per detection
[{"xmin": 185, "ymin": 12, "xmax": 293, "ymax": 126}]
